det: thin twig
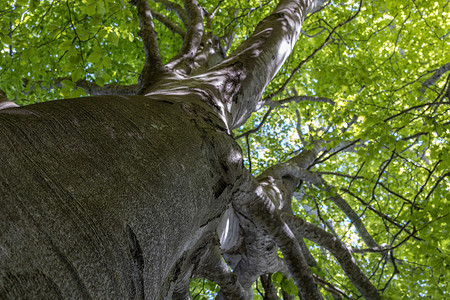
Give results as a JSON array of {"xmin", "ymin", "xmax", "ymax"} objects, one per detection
[
  {"xmin": 384, "ymin": 101, "xmax": 450, "ymax": 122},
  {"xmin": 234, "ymin": 107, "xmax": 273, "ymax": 140},
  {"xmin": 246, "ymin": 134, "xmax": 252, "ymax": 174},
  {"xmin": 263, "ymin": 95, "xmax": 335, "ymax": 108}
]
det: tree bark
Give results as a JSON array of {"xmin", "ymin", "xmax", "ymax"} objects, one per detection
[{"xmin": 0, "ymin": 95, "xmax": 244, "ymax": 299}]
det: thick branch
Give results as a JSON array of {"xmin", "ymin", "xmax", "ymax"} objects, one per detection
[
  {"xmin": 23, "ymin": 78, "xmax": 137, "ymax": 96},
  {"xmin": 260, "ymin": 274, "xmax": 279, "ymax": 300},
  {"xmin": 300, "ymin": 171, "xmax": 379, "ymax": 248},
  {"xmin": 236, "ymin": 128, "xmax": 378, "ymax": 298},
  {"xmin": 131, "ymin": 0, "xmax": 164, "ymax": 92},
  {"xmin": 194, "ymin": 246, "xmax": 246, "ymax": 300},
  {"xmin": 258, "ymin": 141, "xmax": 325, "ymax": 180},
  {"xmin": 282, "ymin": 213, "xmax": 381, "ymax": 300},
  {"xmin": 234, "ymin": 176, "xmax": 323, "ymax": 300},
  {"xmin": 267, "ymin": 0, "xmax": 362, "ymax": 100},
  {"xmin": 218, "ymin": 205, "xmax": 290, "ymax": 294},
  {"xmin": 166, "ymin": 0, "xmax": 204, "ymax": 72},
  {"xmin": 351, "ymin": 245, "xmax": 393, "ymax": 254},
  {"xmin": 259, "ymin": 157, "xmax": 379, "ymax": 249},
  {"xmin": 207, "ymin": 0, "xmax": 328, "ymax": 129},
  {"xmin": 231, "ymin": 214, "xmax": 288, "ymax": 291},
  {"xmin": 421, "ymin": 62, "xmax": 450, "ymax": 91}
]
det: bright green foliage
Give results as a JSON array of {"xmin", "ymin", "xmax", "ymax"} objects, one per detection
[
  {"xmin": 234, "ymin": 0, "xmax": 450, "ymax": 298},
  {"xmin": 1, "ymin": 0, "xmax": 449, "ymax": 298}
]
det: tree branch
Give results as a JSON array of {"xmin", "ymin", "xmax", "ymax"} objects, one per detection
[
  {"xmin": 234, "ymin": 107, "xmax": 273, "ymax": 140},
  {"xmin": 301, "ymin": 27, "xmax": 329, "ymax": 38},
  {"xmin": 154, "ymin": 0, "xmax": 189, "ymax": 28},
  {"xmin": 166, "ymin": 0, "xmax": 204, "ymax": 72},
  {"xmin": 267, "ymin": 0, "xmax": 362, "ymax": 100},
  {"xmin": 313, "ymin": 140, "xmax": 360, "ymax": 166},
  {"xmin": 262, "ymin": 95, "xmax": 335, "ymax": 108},
  {"xmin": 424, "ymin": 171, "xmax": 450, "ymax": 202},
  {"xmin": 0, "ymin": 89, "xmax": 19, "ymax": 109},
  {"xmin": 421, "ymin": 62, "xmax": 450, "ymax": 91},
  {"xmin": 130, "ymin": 0, "xmax": 164, "ymax": 92},
  {"xmin": 206, "ymin": 0, "xmax": 329, "ymax": 129},
  {"xmin": 237, "ymin": 132, "xmax": 379, "ymax": 298},
  {"xmin": 312, "ymin": 274, "xmax": 350, "ymax": 299},
  {"xmin": 150, "ymin": 7, "xmax": 186, "ymax": 37},
  {"xmin": 384, "ymin": 101, "xmax": 450, "ymax": 122},
  {"xmin": 282, "ymin": 213, "xmax": 381, "ymax": 300},
  {"xmin": 256, "ymin": 137, "xmax": 379, "ymax": 248},
  {"xmin": 225, "ymin": 203, "xmax": 291, "ymax": 292},
  {"xmin": 194, "ymin": 245, "xmax": 247, "ymax": 300},
  {"xmin": 209, "ymin": 0, "xmax": 224, "ymax": 18},
  {"xmin": 260, "ymin": 274, "xmax": 279, "ymax": 300},
  {"xmin": 234, "ymin": 175, "xmax": 323, "ymax": 300},
  {"xmin": 351, "ymin": 244, "xmax": 393, "ymax": 254},
  {"xmin": 245, "ymin": 135, "xmax": 252, "ymax": 174},
  {"xmin": 23, "ymin": 77, "xmax": 137, "ymax": 96},
  {"xmin": 321, "ymin": 185, "xmax": 379, "ymax": 248},
  {"xmin": 269, "ymin": 166, "xmax": 380, "ymax": 249}
]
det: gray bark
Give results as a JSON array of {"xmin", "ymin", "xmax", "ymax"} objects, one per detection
[{"xmin": 0, "ymin": 95, "xmax": 244, "ymax": 299}]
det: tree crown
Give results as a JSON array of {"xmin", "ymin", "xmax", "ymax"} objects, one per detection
[{"xmin": 1, "ymin": 0, "xmax": 449, "ymax": 298}]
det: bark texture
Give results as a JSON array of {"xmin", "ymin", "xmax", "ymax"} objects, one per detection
[{"xmin": 0, "ymin": 95, "xmax": 244, "ymax": 299}]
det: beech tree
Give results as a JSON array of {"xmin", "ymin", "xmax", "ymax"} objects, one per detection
[{"xmin": 0, "ymin": 0, "xmax": 449, "ymax": 299}]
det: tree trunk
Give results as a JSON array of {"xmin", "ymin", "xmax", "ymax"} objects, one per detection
[{"xmin": 0, "ymin": 95, "xmax": 243, "ymax": 299}]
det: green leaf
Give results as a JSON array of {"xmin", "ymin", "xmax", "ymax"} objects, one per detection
[
  {"xmin": 58, "ymin": 40, "xmax": 73, "ymax": 52},
  {"xmin": 103, "ymin": 56, "xmax": 112, "ymax": 68},
  {"xmin": 95, "ymin": 77, "xmax": 105, "ymax": 87},
  {"xmin": 0, "ymin": 33, "xmax": 9, "ymax": 45},
  {"xmin": 30, "ymin": 0, "xmax": 39, "ymax": 8},
  {"xmin": 16, "ymin": 0, "xmax": 29, "ymax": 5},
  {"xmin": 77, "ymin": 29, "xmax": 91, "ymax": 40},
  {"xmin": 281, "ymin": 278, "xmax": 299, "ymax": 296},
  {"xmin": 71, "ymin": 68, "xmax": 84, "ymax": 82},
  {"xmin": 88, "ymin": 51, "xmax": 102, "ymax": 64},
  {"xmin": 60, "ymin": 80, "xmax": 75, "ymax": 89},
  {"xmin": 272, "ymin": 272, "xmax": 283, "ymax": 284}
]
